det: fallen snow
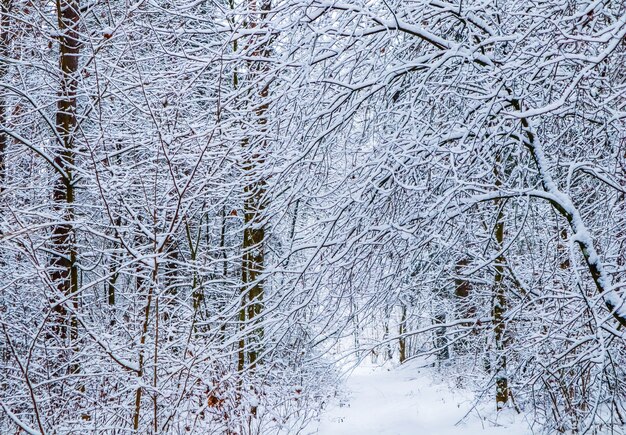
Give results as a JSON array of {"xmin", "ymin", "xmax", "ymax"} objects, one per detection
[{"xmin": 309, "ymin": 361, "xmax": 531, "ymax": 435}]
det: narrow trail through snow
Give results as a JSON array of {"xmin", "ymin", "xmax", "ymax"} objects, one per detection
[{"xmin": 311, "ymin": 362, "xmax": 530, "ymax": 435}]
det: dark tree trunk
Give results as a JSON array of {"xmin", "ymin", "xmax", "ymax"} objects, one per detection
[
  {"xmin": 0, "ymin": 0, "xmax": 10, "ymax": 191},
  {"xmin": 239, "ymin": 0, "xmax": 270, "ymax": 371},
  {"xmin": 493, "ymin": 160, "xmax": 508, "ymax": 410},
  {"xmin": 399, "ymin": 303, "xmax": 407, "ymax": 363},
  {"xmin": 50, "ymin": 0, "xmax": 80, "ymax": 373}
]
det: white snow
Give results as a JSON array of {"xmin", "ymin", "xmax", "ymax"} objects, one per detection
[{"xmin": 309, "ymin": 361, "xmax": 531, "ymax": 435}]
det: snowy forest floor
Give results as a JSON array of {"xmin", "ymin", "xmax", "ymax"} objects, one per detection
[{"xmin": 308, "ymin": 360, "xmax": 532, "ymax": 435}]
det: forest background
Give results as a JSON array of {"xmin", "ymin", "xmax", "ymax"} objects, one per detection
[{"xmin": 1, "ymin": 0, "xmax": 626, "ymax": 433}]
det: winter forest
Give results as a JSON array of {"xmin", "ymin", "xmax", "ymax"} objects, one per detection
[{"xmin": 1, "ymin": 0, "xmax": 626, "ymax": 433}]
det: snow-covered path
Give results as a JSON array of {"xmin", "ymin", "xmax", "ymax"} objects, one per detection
[{"xmin": 311, "ymin": 362, "xmax": 530, "ymax": 435}]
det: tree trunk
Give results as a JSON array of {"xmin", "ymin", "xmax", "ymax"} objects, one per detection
[
  {"xmin": 493, "ymin": 159, "xmax": 508, "ymax": 410},
  {"xmin": 399, "ymin": 303, "xmax": 407, "ymax": 364},
  {"xmin": 0, "ymin": 0, "xmax": 9, "ymax": 191},
  {"xmin": 454, "ymin": 258, "xmax": 474, "ymax": 355},
  {"xmin": 133, "ymin": 264, "xmax": 158, "ymax": 431},
  {"xmin": 0, "ymin": 0, "xmax": 11, "ymax": 375},
  {"xmin": 434, "ymin": 311, "xmax": 449, "ymax": 363},
  {"xmin": 50, "ymin": 0, "xmax": 80, "ymax": 377},
  {"xmin": 239, "ymin": 0, "xmax": 270, "ymax": 371}
]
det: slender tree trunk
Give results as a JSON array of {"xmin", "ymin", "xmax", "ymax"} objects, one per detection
[
  {"xmin": 0, "ymin": 0, "xmax": 10, "ymax": 191},
  {"xmin": 493, "ymin": 160, "xmax": 508, "ymax": 410},
  {"xmin": 240, "ymin": 0, "xmax": 270, "ymax": 371},
  {"xmin": 398, "ymin": 303, "xmax": 407, "ymax": 363},
  {"xmin": 133, "ymin": 264, "xmax": 158, "ymax": 431},
  {"xmin": 163, "ymin": 239, "xmax": 180, "ymax": 321},
  {"xmin": 220, "ymin": 206, "xmax": 228, "ymax": 277},
  {"xmin": 434, "ymin": 310, "xmax": 449, "ymax": 363},
  {"xmin": 185, "ymin": 219, "xmax": 203, "ymax": 312},
  {"xmin": 454, "ymin": 258, "xmax": 474, "ymax": 354},
  {"xmin": 51, "ymin": 0, "xmax": 80, "ymax": 379},
  {"xmin": 351, "ymin": 297, "xmax": 360, "ymax": 360},
  {"xmin": 382, "ymin": 305, "xmax": 392, "ymax": 361},
  {"xmin": 108, "ymin": 216, "xmax": 122, "ymax": 308},
  {"xmin": 242, "ymin": 187, "xmax": 265, "ymax": 369},
  {"xmin": 0, "ymin": 0, "xmax": 11, "ymax": 374},
  {"xmin": 108, "ymin": 251, "xmax": 119, "ymax": 306}
]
